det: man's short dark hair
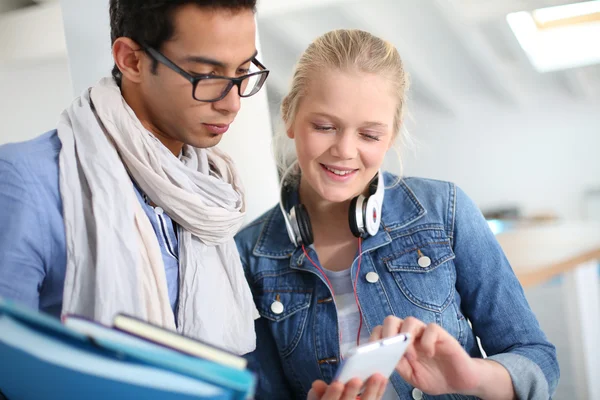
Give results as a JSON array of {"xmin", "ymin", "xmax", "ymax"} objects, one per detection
[{"xmin": 109, "ymin": 0, "xmax": 257, "ymax": 86}]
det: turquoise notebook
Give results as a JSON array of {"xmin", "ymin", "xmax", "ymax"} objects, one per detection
[{"xmin": 0, "ymin": 298, "xmax": 255, "ymax": 400}]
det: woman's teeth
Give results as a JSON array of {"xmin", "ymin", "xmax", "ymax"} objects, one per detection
[{"xmin": 325, "ymin": 166, "xmax": 353, "ymax": 176}]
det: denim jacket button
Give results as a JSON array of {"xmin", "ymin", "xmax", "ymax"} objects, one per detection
[
  {"xmin": 365, "ymin": 272, "xmax": 379, "ymax": 283},
  {"xmin": 411, "ymin": 388, "xmax": 424, "ymax": 400},
  {"xmin": 270, "ymin": 300, "xmax": 284, "ymax": 315},
  {"xmin": 418, "ymin": 256, "xmax": 431, "ymax": 268}
]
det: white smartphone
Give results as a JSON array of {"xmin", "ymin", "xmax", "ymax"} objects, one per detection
[{"xmin": 334, "ymin": 333, "xmax": 411, "ymax": 384}]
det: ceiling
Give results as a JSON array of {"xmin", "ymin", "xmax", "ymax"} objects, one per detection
[
  {"xmin": 0, "ymin": 0, "xmax": 598, "ymax": 117},
  {"xmin": 256, "ymin": 0, "xmax": 600, "ymax": 119},
  {"xmin": 0, "ymin": 0, "xmax": 55, "ymax": 13}
]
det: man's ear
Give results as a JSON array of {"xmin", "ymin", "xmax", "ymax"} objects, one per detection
[{"xmin": 113, "ymin": 37, "xmax": 145, "ymax": 84}]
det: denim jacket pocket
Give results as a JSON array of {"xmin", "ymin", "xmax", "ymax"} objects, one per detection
[
  {"xmin": 255, "ymin": 288, "xmax": 312, "ymax": 358},
  {"xmin": 384, "ymin": 238, "xmax": 456, "ymax": 312}
]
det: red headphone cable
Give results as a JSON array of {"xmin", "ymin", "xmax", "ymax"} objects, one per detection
[{"xmin": 302, "ymin": 238, "xmax": 365, "ymax": 354}]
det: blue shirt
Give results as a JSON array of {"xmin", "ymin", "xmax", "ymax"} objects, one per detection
[
  {"xmin": 235, "ymin": 173, "xmax": 560, "ymax": 400},
  {"xmin": 0, "ymin": 130, "xmax": 180, "ymax": 319}
]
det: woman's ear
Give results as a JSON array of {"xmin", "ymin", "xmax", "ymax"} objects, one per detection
[
  {"xmin": 113, "ymin": 37, "xmax": 145, "ymax": 84},
  {"xmin": 286, "ymin": 127, "xmax": 295, "ymax": 139}
]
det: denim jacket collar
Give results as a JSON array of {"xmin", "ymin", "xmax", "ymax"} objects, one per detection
[{"xmin": 252, "ymin": 174, "xmax": 427, "ymax": 260}]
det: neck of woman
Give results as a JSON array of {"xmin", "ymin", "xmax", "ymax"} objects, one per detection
[{"xmin": 298, "ymin": 180, "xmax": 360, "ymax": 271}]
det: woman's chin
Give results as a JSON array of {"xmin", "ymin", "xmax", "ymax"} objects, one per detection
[{"xmin": 318, "ymin": 190, "xmax": 357, "ymax": 204}]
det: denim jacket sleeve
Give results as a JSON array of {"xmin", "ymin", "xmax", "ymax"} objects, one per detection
[
  {"xmin": 238, "ymin": 255, "xmax": 295, "ymax": 399},
  {"xmin": 452, "ymin": 186, "xmax": 559, "ymax": 399},
  {"xmin": 0, "ymin": 159, "xmax": 48, "ymax": 308}
]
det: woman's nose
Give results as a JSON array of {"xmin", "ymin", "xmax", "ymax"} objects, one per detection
[{"xmin": 331, "ymin": 131, "xmax": 357, "ymax": 159}]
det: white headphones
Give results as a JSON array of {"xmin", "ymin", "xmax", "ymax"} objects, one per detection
[
  {"xmin": 279, "ymin": 162, "xmax": 385, "ymax": 246},
  {"xmin": 348, "ymin": 170, "xmax": 385, "ymax": 239}
]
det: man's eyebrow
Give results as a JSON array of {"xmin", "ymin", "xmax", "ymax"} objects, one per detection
[
  {"xmin": 184, "ymin": 55, "xmax": 224, "ymax": 67},
  {"xmin": 241, "ymin": 50, "xmax": 259, "ymax": 65},
  {"xmin": 184, "ymin": 50, "xmax": 259, "ymax": 68}
]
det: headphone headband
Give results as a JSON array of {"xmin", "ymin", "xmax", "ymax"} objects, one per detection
[{"xmin": 279, "ymin": 163, "xmax": 302, "ymax": 246}]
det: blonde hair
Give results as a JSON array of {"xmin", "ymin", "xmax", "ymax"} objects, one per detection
[{"xmin": 273, "ymin": 29, "xmax": 411, "ymax": 177}]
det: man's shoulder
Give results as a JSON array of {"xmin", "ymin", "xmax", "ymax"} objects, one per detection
[
  {"xmin": 0, "ymin": 131, "xmax": 66, "ymax": 310},
  {"xmin": 0, "ymin": 130, "xmax": 62, "ymax": 200},
  {"xmin": 0, "ymin": 130, "xmax": 61, "ymax": 168}
]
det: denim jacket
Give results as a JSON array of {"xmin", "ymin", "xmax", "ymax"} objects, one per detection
[{"xmin": 235, "ymin": 174, "xmax": 559, "ymax": 400}]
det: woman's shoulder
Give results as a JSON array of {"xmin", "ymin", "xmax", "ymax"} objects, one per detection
[
  {"xmin": 382, "ymin": 173, "xmax": 465, "ymax": 235},
  {"xmin": 392, "ymin": 174, "xmax": 456, "ymax": 196},
  {"xmin": 384, "ymin": 173, "xmax": 457, "ymax": 210},
  {"xmin": 238, "ymin": 206, "xmax": 276, "ymax": 237},
  {"xmin": 386, "ymin": 173, "xmax": 488, "ymax": 239},
  {"xmin": 235, "ymin": 205, "xmax": 282, "ymax": 260}
]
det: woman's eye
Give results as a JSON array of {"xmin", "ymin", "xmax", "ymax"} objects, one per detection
[
  {"xmin": 313, "ymin": 124, "xmax": 335, "ymax": 131},
  {"xmin": 361, "ymin": 132, "xmax": 381, "ymax": 141},
  {"xmin": 238, "ymin": 68, "xmax": 251, "ymax": 75}
]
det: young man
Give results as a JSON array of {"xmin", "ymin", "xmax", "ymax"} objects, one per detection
[{"xmin": 0, "ymin": 0, "xmax": 268, "ymax": 355}]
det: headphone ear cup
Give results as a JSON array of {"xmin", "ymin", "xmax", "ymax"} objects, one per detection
[
  {"xmin": 294, "ymin": 204, "xmax": 314, "ymax": 245},
  {"xmin": 348, "ymin": 196, "xmax": 362, "ymax": 238},
  {"xmin": 364, "ymin": 197, "xmax": 381, "ymax": 236}
]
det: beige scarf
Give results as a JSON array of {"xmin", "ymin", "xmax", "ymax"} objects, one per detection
[{"xmin": 57, "ymin": 77, "xmax": 258, "ymax": 355}]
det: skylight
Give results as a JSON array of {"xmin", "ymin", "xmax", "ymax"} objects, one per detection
[{"xmin": 507, "ymin": 1, "xmax": 600, "ymax": 72}]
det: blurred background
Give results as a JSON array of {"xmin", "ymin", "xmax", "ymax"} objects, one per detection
[
  {"xmin": 0, "ymin": 0, "xmax": 599, "ymax": 399},
  {"xmin": 257, "ymin": 0, "xmax": 600, "ymax": 221}
]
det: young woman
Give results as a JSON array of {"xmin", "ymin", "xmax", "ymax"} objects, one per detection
[{"xmin": 236, "ymin": 29, "xmax": 559, "ymax": 400}]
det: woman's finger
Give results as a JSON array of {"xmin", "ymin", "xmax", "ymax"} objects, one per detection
[
  {"xmin": 375, "ymin": 375, "xmax": 389, "ymax": 399},
  {"xmin": 369, "ymin": 325, "xmax": 383, "ymax": 342},
  {"xmin": 399, "ymin": 316, "xmax": 427, "ymax": 340},
  {"xmin": 360, "ymin": 373, "xmax": 386, "ymax": 399},
  {"xmin": 420, "ymin": 323, "xmax": 443, "ymax": 357},
  {"xmin": 340, "ymin": 378, "xmax": 363, "ymax": 400},
  {"xmin": 322, "ymin": 381, "xmax": 346, "ymax": 400},
  {"xmin": 382, "ymin": 315, "xmax": 403, "ymax": 338},
  {"xmin": 395, "ymin": 355, "xmax": 414, "ymax": 381},
  {"xmin": 307, "ymin": 380, "xmax": 329, "ymax": 400}
]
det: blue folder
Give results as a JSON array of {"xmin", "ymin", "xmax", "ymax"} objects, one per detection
[{"xmin": 0, "ymin": 298, "xmax": 255, "ymax": 400}]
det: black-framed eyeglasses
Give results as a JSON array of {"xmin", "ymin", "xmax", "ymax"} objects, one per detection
[{"xmin": 143, "ymin": 45, "xmax": 270, "ymax": 102}]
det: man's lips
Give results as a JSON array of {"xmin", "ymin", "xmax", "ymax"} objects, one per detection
[{"xmin": 203, "ymin": 123, "xmax": 230, "ymax": 135}]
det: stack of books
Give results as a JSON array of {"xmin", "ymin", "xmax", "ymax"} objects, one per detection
[{"xmin": 0, "ymin": 297, "xmax": 255, "ymax": 400}]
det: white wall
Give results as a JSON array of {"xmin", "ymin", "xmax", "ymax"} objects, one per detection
[
  {"xmin": 218, "ymin": 86, "xmax": 279, "ymax": 222},
  {"xmin": 0, "ymin": 2, "xmax": 66, "ymax": 65},
  {"xmin": 59, "ymin": 0, "xmax": 112, "ymax": 95},
  {"xmin": 0, "ymin": 57, "xmax": 73, "ymax": 144},
  {"xmin": 386, "ymin": 100, "xmax": 600, "ymax": 220},
  {"xmin": 0, "ymin": 1, "xmax": 71, "ymax": 144}
]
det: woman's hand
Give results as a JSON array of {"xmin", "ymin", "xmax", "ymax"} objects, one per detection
[
  {"xmin": 370, "ymin": 316, "xmax": 480, "ymax": 396},
  {"xmin": 307, "ymin": 374, "xmax": 388, "ymax": 400}
]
